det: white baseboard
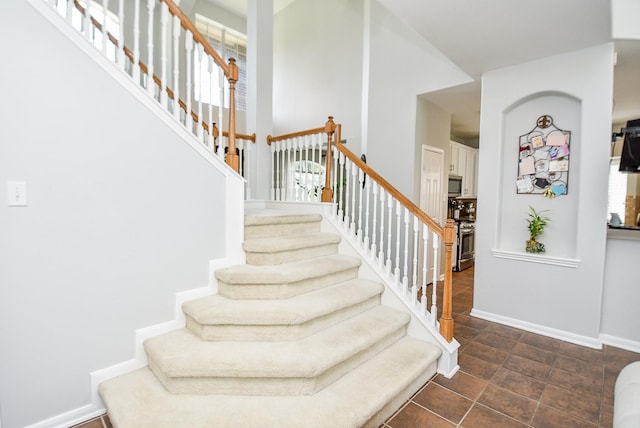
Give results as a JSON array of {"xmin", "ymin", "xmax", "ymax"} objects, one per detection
[
  {"xmin": 600, "ymin": 333, "xmax": 640, "ymax": 353},
  {"xmin": 23, "ymin": 404, "xmax": 104, "ymax": 428},
  {"xmin": 470, "ymin": 308, "xmax": 603, "ymax": 349}
]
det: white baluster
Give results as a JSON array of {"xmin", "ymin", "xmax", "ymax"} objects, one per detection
[
  {"xmin": 84, "ymin": 0, "xmax": 91, "ymax": 40},
  {"xmin": 101, "ymin": 0, "xmax": 109, "ymax": 56},
  {"xmin": 378, "ymin": 188, "xmax": 386, "ymax": 268},
  {"xmin": 357, "ymin": 168, "xmax": 364, "ymax": 242},
  {"xmin": 172, "ymin": 15, "xmax": 181, "ymax": 120},
  {"xmin": 411, "ymin": 215, "xmax": 419, "ymax": 303},
  {"xmin": 332, "ymin": 146, "xmax": 339, "ymax": 206},
  {"xmin": 160, "ymin": 1, "xmax": 169, "ymax": 107},
  {"xmin": 343, "ymin": 159, "xmax": 352, "ymax": 230},
  {"xmin": 350, "ymin": 162, "xmax": 357, "ymax": 236},
  {"xmin": 270, "ymin": 142, "xmax": 276, "ymax": 200},
  {"xmin": 402, "ymin": 207, "xmax": 410, "ymax": 294},
  {"xmin": 146, "ymin": 0, "xmax": 155, "ymax": 98},
  {"xmin": 207, "ymin": 57, "xmax": 214, "ymax": 149},
  {"xmin": 371, "ymin": 182, "xmax": 378, "ymax": 257},
  {"xmin": 66, "ymin": 0, "xmax": 73, "ymax": 23},
  {"xmin": 185, "ymin": 31, "xmax": 193, "ymax": 130},
  {"xmin": 287, "ymin": 139, "xmax": 294, "ymax": 201},
  {"xmin": 196, "ymin": 44, "xmax": 204, "ymax": 142},
  {"xmin": 363, "ymin": 174, "xmax": 371, "ymax": 250},
  {"xmin": 245, "ymin": 141, "xmax": 251, "ymax": 196},
  {"xmin": 117, "ymin": 0, "xmax": 124, "ymax": 70},
  {"xmin": 421, "ymin": 224, "xmax": 429, "ymax": 315},
  {"xmin": 338, "ymin": 153, "xmax": 345, "ymax": 221},
  {"xmin": 394, "ymin": 200, "xmax": 401, "ymax": 284},
  {"xmin": 274, "ymin": 142, "xmax": 280, "ymax": 201},
  {"xmin": 132, "ymin": 0, "xmax": 141, "ymax": 83},
  {"xmin": 386, "ymin": 195, "xmax": 393, "ymax": 275},
  {"xmin": 431, "ymin": 231, "xmax": 440, "ymax": 326},
  {"xmin": 217, "ymin": 62, "xmax": 224, "ymax": 144}
]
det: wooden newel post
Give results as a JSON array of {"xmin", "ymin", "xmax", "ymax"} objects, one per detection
[
  {"xmin": 439, "ymin": 219, "xmax": 456, "ymax": 342},
  {"xmin": 225, "ymin": 58, "xmax": 239, "ymax": 173},
  {"xmin": 321, "ymin": 116, "xmax": 336, "ymax": 202}
]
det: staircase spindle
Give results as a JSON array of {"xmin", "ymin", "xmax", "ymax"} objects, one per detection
[
  {"xmin": 386, "ymin": 195, "xmax": 393, "ymax": 275},
  {"xmin": 344, "ymin": 159, "xmax": 352, "ymax": 229},
  {"xmin": 83, "ymin": 0, "xmax": 91, "ymax": 40},
  {"xmin": 357, "ymin": 168, "xmax": 364, "ymax": 243},
  {"xmin": 185, "ymin": 31, "xmax": 193, "ymax": 130},
  {"xmin": 146, "ymin": 0, "xmax": 155, "ymax": 98},
  {"xmin": 371, "ymin": 182, "xmax": 378, "ymax": 258},
  {"xmin": 171, "ymin": 15, "xmax": 180, "ymax": 119},
  {"xmin": 65, "ymin": 0, "xmax": 73, "ymax": 23},
  {"xmin": 287, "ymin": 139, "xmax": 294, "ymax": 201},
  {"xmin": 394, "ymin": 200, "xmax": 402, "ymax": 284},
  {"xmin": 402, "ymin": 207, "xmax": 410, "ymax": 294},
  {"xmin": 101, "ymin": 0, "xmax": 109, "ymax": 55},
  {"xmin": 349, "ymin": 161, "xmax": 357, "ymax": 236},
  {"xmin": 378, "ymin": 188, "xmax": 385, "ymax": 269},
  {"xmin": 421, "ymin": 224, "xmax": 429, "ymax": 316},
  {"xmin": 333, "ymin": 146, "xmax": 340, "ymax": 206},
  {"xmin": 431, "ymin": 232, "xmax": 440, "ymax": 325},
  {"xmin": 411, "ymin": 215, "xmax": 419, "ymax": 302},
  {"xmin": 274, "ymin": 142, "xmax": 280, "ymax": 200},
  {"xmin": 363, "ymin": 175, "xmax": 371, "ymax": 249},
  {"xmin": 117, "ymin": 0, "xmax": 124, "ymax": 69},
  {"xmin": 160, "ymin": 2, "xmax": 169, "ymax": 107},
  {"xmin": 196, "ymin": 44, "xmax": 204, "ymax": 141},
  {"xmin": 337, "ymin": 152, "xmax": 345, "ymax": 219},
  {"xmin": 132, "ymin": 0, "xmax": 140, "ymax": 83}
]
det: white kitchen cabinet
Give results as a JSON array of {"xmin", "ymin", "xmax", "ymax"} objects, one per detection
[{"xmin": 449, "ymin": 142, "xmax": 478, "ymax": 198}]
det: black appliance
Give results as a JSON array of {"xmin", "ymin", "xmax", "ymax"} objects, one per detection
[
  {"xmin": 619, "ymin": 119, "xmax": 640, "ymax": 173},
  {"xmin": 448, "ymin": 175, "xmax": 463, "ymax": 197},
  {"xmin": 455, "ymin": 221, "xmax": 475, "ymax": 271}
]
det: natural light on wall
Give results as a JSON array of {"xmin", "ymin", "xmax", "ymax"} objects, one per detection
[{"xmin": 608, "ymin": 157, "xmax": 627, "ymax": 224}]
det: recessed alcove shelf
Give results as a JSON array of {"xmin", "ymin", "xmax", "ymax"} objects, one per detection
[{"xmin": 491, "ymin": 249, "xmax": 581, "ymax": 268}]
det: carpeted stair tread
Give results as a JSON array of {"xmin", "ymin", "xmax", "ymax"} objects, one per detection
[
  {"xmin": 146, "ymin": 306, "xmax": 409, "ymax": 386},
  {"xmin": 243, "ymin": 232, "xmax": 340, "ymax": 265},
  {"xmin": 215, "ymin": 254, "xmax": 360, "ymax": 285},
  {"xmin": 184, "ymin": 279, "xmax": 384, "ymax": 341},
  {"xmin": 243, "ymin": 232, "xmax": 340, "ymax": 253},
  {"xmin": 100, "ymin": 336, "xmax": 441, "ymax": 428},
  {"xmin": 244, "ymin": 212, "xmax": 322, "ymax": 226}
]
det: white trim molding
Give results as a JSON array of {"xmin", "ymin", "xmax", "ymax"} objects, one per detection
[
  {"xmin": 23, "ymin": 405, "xmax": 105, "ymax": 428},
  {"xmin": 491, "ymin": 249, "xmax": 581, "ymax": 268},
  {"xmin": 471, "ymin": 308, "xmax": 602, "ymax": 349},
  {"xmin": 600, "ymin": 333, "xmax": 640, "ymax": 354}
]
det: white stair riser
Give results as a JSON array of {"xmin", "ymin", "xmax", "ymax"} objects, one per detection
[
  {"xmin": 218, "ymin": 267, "xmax": 360, "ymax": 299},
  {"xmin": 185, "ymin": 295, "xmax": 381, "ymax": 342},
  {"xmin": 245, "ymin": 242, "xmax": 338, "ymax": 265}
]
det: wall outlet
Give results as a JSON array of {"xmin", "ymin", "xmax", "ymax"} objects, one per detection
[{"xmin": 7, "ymin": 181, "xmax": 27, "ymax": 206}]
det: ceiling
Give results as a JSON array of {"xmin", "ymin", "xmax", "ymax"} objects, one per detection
[{"xmin": 203, "ymin": 0, "xmax": 640, "ymax": 140}]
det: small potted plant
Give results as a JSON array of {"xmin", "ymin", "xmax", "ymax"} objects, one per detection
[{"xmin": 526, "ymin": 206, "xmax": 550, "ymax": 253}]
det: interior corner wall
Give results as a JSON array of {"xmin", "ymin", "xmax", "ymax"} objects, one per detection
[
  {"xmin": 0, "ymin": 3, "xmax": 226, "ymax": 427},
  {"xmin": 273, "ymin": 0, "xmax": 365, "ymax": 155},
  {"xmin": 473, "ymin": 43, "xmax": 615, "ymax": 344},
  {"xmin": 365, "ymin": 1, "xmax": 471, "ymax": 197}
]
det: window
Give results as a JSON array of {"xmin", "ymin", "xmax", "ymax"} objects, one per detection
[
  {"xmin": 607, "ymin": 157, "xmax": 627, "ymax": 224},
  {"xmin": 194, "ymin": 14, "xmax": 247, "ymax": 111}
]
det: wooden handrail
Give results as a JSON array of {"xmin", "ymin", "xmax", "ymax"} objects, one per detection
[
  {"xmin": 267, "ymin": 127, "xmax": 327, "ymax": 145},
  {"xmin": 73, "ymin": 0, "xmax": 239, "ymax": 172},
  {"xmin": 333, "ymin": 142, "xmax": 444, "ymax": 236}
]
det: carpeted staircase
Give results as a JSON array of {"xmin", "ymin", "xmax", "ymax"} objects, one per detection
[{"xmin": 99, "ymin": 211, "xmax": 442, "ymax": 427}]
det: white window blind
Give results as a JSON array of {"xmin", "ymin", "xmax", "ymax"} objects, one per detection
[
  {"xmin": 608, "ymin": 157, "xmax": 627, "ymax": 224},
  {"xmin": 194, "ymin": 14, "xmax": 247, "ymax": 111}
]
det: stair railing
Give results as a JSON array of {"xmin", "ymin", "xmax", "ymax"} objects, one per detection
[
  {"xmin": 48, "ymin": 0, "xmax": 242, "ymax": 173},
  {"xmin": 268, "ymin": 117, "xmax": 456, "ymax": 342}
]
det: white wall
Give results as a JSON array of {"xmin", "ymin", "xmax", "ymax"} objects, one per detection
[
  {"xmin": 273, "ymin": 0, "xmax": 365, "ymax": 154},
  {"xmin": 601, "ymin": 237, "xmax": 640, "ymax": 349},
  {"xmin": 0, "ymin": 3, "xmax": 231, "ymax": 427},
  {"xmin": 473, "ymin": 44, "xmax": 615, "ymax": 346}
]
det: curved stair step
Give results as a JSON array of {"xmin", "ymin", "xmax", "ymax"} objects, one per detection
[
  {"xmin": 100, "ymin": 336, "xmax": 442, "ymax": 428},
  {"xmin": 244, "ymin": 212, "xmax": 322, "ymax": 239},
  {"xmin": 215, "ymin": 254, "xmax": 361, "ymax": 299},
  {"xmin": 243, "ymin": 232, "xmax": 341, "ymax": 265},
  {"xmin": 145, "ymin": 306, "xmax": 410, "ymax": 395},
  {"xmin": 184, "ymin": 278, "xmax": 384, "ymax": 341}
]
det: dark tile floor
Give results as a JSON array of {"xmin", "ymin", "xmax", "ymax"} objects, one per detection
[
  {"xmin": 74, "ymin": 266, "xmax": 639, "ymax": 428},
  {"xmin": 383, "ymin": 265, "xmax": 640, "ymax": 428}
]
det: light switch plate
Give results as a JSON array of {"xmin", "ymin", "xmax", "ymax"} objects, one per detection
[{"xmin": 7, "ymin": 181, "xmax": 27, "ymax": 206}]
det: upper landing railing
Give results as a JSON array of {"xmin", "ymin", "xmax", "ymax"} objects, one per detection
[
  {"xmin": 268, "ymin": 117, "xmax": 456, "ymax": 342},
  {"xmin": 47, "ymin": 0, "xmax": 250, "ymax": 173}
]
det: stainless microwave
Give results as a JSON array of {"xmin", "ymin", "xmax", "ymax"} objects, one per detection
[{"xmin": 448, "ymin": 175, "xmax": 463, "ymax": 197}]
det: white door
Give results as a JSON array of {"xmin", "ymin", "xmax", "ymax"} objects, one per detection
[{"xmin": 420, "ymin": 145, "xmax": 445, "ymax": 284}]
